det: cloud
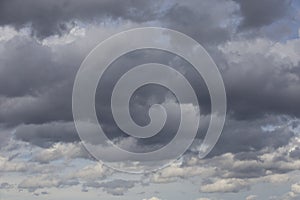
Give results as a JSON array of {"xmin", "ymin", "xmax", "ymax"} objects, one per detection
[
  {"xmin": 14, "ymin": 122, "xmax": 79, "ymax": 148},
  {"xmin": 31, "ymin": 142, "xmax": 88, "ymax": 163},
  {"xmin": 143, "ymin": 197, "xmax": 161, "ymax": 200},
  {"xmin": 0, "ymin": 1, "xmax": 299, "ymax": 199},
  {"xmin": 0, "ymin": 155, "xmax": 28, "ymax": 172},
  {"xmin": 146, "ymin": 132, "xmax": 300, "ymax": 195},
  {"xmin": 0, "ymin": 0, "xmax": 166, "ymax": 38},
  {"xmin": 199, "ymin": 178, "xmax": 249, "ymax": 193},
  {"xmin": 150, "ymin": 162, "xmax": 216, "ymax": 183},
  {"xmin": 291, "ymin": 183, "xmax": 300, "ymax": 194},
  {"xmin": 158, "ymin": 0, "xmax": 239, "ymax": 45},
  {"xmin": 0, "ymin": 19, "xmax": 298, "ymax": 158},
  {"xmin": 0, "ymin": 35, "xmax": 71, "ymax": 98},
  {"xmin": 0, "ymin": 127, "xmax": 299, "ymax": 198},
  {"xmin": 0, "ymin": 5, "xmax": 297, "ymax": 158},
  {"xmin": 0, "ymin": 182, "xmax": 13, "ymax": 189},
  {"xmin": 208, "ymin": 115, "xmax": 297, "ymax": 157},
  {"xmin": 0, "ymin": 0, "xmax": 242, "ymax": 44},
  {"xmin": 83, "ymin": 179, "xmax": 136, "ymax": 196},
  {"xmin": 234, "ymin": 0, "xmax": 291, "ymax": 29},
  {"xmin": 281, "ymin": 183, "xmax": 300, "ymax": 200},
  {"xmin": 68, "ymin": 163, "xmax": 111, "ymax": 181},
  {"xmin": 18, "ymin": 175, "xmax": 79, "ymax": 192},
  {"xmin": 196, "ymin": 198, "xmax": 211, "ymax": 200},
  {"xmin": 219, "ymin": 34, "xmax": 300, "ymax": 119},
  {"xmin": 246, "ymin": 195, "xmax": 257, "ymax": 200}
]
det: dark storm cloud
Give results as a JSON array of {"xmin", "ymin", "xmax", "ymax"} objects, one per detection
[
  {"xmin": 0, "ymin": 81, "xmax": 74, "ymax": 125},
  {"xmin": 219, "ymin": 40, "xmax": 300, "ymax": 120},
  {"xmin": 210, "ymin": 116, "xmax": 295, "ymax": 156},
  {"xmin": 14, "ymin": 122, "xmax": 79, "ymax": 148},
  {"xmin": 0, "ymin": 0, "xmax": 292, "ymax": 41},
  {"xmin": 0, "ymin": 1, "xmax": 300, "ymax": 198},
  {"xmin": 95, "ymin": 49, "xmax": 211, "ymax": 152},
  {"xmin": 0, "ymin": 0, "xmax": 239, "ymax": 48},
  {"xmin": 0, "ymin": 0, "xmax": 165, "ymax": 38},
  {"xmin": 159, "ymin": 0, "xmax": 237, "ymax": 46},
  {"xmin": 0, "ymin": 34, "xmax": 84, "ymax": 125},
  {"xmin": 234, "ymin": 0, "xmax": 291, "ymax": 29},
  {"xmin": 0, "ymin": 0, "xmax": 297, "ymax": 157},
  {"xmin": 0, "ymin": 36, "xmax": 74, "ymax": 98}
]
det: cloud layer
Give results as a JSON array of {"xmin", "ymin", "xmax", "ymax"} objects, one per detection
[{"xmin": 0, "ymin": 0, "xmax": 299, "ymax": 200}]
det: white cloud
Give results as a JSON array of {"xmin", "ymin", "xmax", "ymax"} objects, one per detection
[
  {"xmin": 246, "ymin": 195, "xmax": 257, "ymax": 200},
  {"xmin": 200, "ymin": 178, "xmax": 249, "ymax": 193},
  {"xmin": 68, "ymin": 163, "xmax": 111, "ymax": 181},
  {"xmin": 32, "ymin": 142, "xmax": 87, "ymax": 163},
  {"xmin": 42, "ymin": 25, "xmax": 86, "ymax": 46},
  {"xmin": 0, "ymin": 155, "xmax": 28, "ymax": 172},
  {"xmin": 262, "ymin": 174, "xmax": 290, "ymax": 184},
  {"xmin": 291, "ymin": 183, "xmax": 300, "ymax": 194},
  {"xmin": 143, "ymin": 197, "xmax": 161, "ymax": 200},
  {"xmin": 0, "ymin": 26, "xmax": 19, "ymax": 42},
  {"xmin": 150, "ymin": 162, "xmax": 216, "ymax": 183}
]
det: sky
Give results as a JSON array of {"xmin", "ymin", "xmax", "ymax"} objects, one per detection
[{"xmin": 0, "ymin": 0, "xmax": 300, "ymax": 200}]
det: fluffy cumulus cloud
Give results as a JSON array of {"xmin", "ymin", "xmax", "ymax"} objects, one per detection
[
  {"xmin": 143, "ymin": 197, "xmax": 161, "ymax": 200},
  {"xmin": 199, "ymin": 178, "xmax": 249, "ymax": 193},
  {"xmin": 0, "ymin": 0, "xmax": 299, "ymax": 200},
  {"xmin": 246, "ymin": 195, "xmax": 257, "ymax": 200}
]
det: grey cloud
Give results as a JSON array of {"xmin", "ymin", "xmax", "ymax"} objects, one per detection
[
  {"xmin": 289, "ymin": 147, "xmax": 300, "ymax": 159},
  {"xmin": 0, "ymin": 126, "xmax": 13, "ymax": 149},
  {"xmin": 0, "ymin": 1, "xmax": 299, "ymax": 199},
  {"xmin": 84, "ymin": 179, "xmax": 136, "ymax": 196},
  {"xmin": 0, "ymin": 0, "xmax": 298, "ymax": 169},
  {"xmin": 0, "ymin": 0, "xmax": 276, "ymax": 44},
  {"xmin": 14, "ymin": 122, "xmax": 79, "ymax": 148},
  {"xmin": 234, "ymin": 0, "xmax": 291, "ymax": 29},
  {"xmin": 0, "ymin": 1, "xmax": 295, "ymax": 127},
  {"xmin": 0, "ymin": 37, "xmax": 56, "ymax": 97},
  {"xmin": 0, "ymin": 182, "xmax": 13, "ymax": 189},
  {"xmin": 0, "ymin": 0, "xmax": 166, "ymax": 39},
  {"xmin": 159, "ymin": 0, "xmax": 238, "ymax": 46},
  {"xmin": 5, "ymin": 39, "xmax": 297, "ymax": 157},
  {"xmin": 0, "ymin": 36, "xmax": 81, "ymax": 125},
  {"xmin": 33, "ymin": 191, "xmax": 49, "ymax": 196},
  {"xmin": 218, "ymin": 37, "xmax": 300, "ymax": 120},
  {"xmin": 149, "ymin": 134, "xmax": 300, "ymax": 192},
  {"xmin": 234, "ymin": 152, "xmax": 260, "ymax": 161},
  {"xmin": 18, "ymin": 175, "xmax": 79, "ymax": 192},
  {"xmin": 210, "ymin": 116, "xmax": 295, "ymax": 156}
]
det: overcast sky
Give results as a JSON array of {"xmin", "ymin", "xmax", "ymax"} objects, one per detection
[{"xmin": 0, "ymin": 0, "xmax": 300, "ymax": 200}]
